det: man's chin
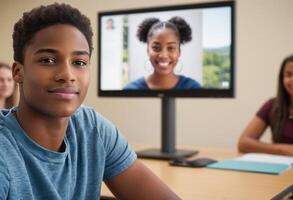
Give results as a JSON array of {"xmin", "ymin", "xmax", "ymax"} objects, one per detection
[
  {"xmin": 56, "ymin": 108, "xmax": 78, "ymax": 118},
  {"xmin": 45, "ymin": 105, "xmax": 80, "ymax": 118}
]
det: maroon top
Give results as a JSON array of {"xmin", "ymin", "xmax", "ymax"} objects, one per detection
[{"xmin": 257, "ymin": 98, "xmax": 293, "ymax": 143}]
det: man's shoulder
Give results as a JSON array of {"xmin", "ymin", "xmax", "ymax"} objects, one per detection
[
  {"xmin": 71, "ymin": 105, "xmax": 114, "ymax": 131},
  {"xmin": 70, "ymin": 106, "xmax": 120, "ymax": 149},
  {"xmin": 73, "ymin": 105, "xmax": 104, "ymax": 121}
]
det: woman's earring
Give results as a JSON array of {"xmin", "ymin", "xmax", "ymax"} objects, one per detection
[
  {"xmin": 175, "ymin": 59, "xmax": 183, "ymax": 73},
  {"xmin": 144, "ymin": 60, "xmax": 154, "ymax": 72}
]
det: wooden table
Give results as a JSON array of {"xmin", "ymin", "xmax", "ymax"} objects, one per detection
[{"xmin": 102, "ymin": 146, "xmax": 293, "ymax": 200}]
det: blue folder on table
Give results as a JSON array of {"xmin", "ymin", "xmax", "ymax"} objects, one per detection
[{"xmin": 207, "ymin": 159, "xmax": 290, "ymax": 175}]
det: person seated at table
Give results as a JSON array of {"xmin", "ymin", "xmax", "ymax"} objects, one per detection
[
  {"xmin": 238, "ymin": 55, "xmax": 293, "ymax": 156},
  {"xmin": 0, "ymin": 3, "xmax": 181, "ymax": 199},
  {"xmin": 124, "ymin": 17, "xmax": 201, "ymax": 90}
]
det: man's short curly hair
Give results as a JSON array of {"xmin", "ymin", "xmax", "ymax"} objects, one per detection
[{"xmin": 13, "ymin": 3, "xmax": 93, "ymax": 64}]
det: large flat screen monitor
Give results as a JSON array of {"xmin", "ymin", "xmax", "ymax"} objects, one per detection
[{"xmin": 98, "ymin": 1, "xmax": 235, "ymax": 159}]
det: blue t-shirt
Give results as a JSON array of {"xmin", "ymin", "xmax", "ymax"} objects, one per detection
[
  {"xmin": 124, "ymin": 75, "xmax": 201, "ymax": 90},
  {"xmin": 0, "ymin": 106, "xmax": 136, "ymax": 200}
]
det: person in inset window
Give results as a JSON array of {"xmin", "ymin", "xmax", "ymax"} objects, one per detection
[
  {"xmin": 105, "ymin": 18, "xmax": 115, "ymax": 30},
  {"xmin": 124, "ymin": 17, "xmax": 201, "ymax": 90},
  {"xmin": 0, "ymin": 62, "xmax": 17, "ymax": 108},
  {"xmin": 238, "ymin": 55, "xmax": 293, "ymax": 156}
]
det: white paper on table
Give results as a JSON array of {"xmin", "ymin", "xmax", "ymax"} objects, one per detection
[{"xmin": 236, "ymin": 153, "xmax": 293, "ymax": 167}]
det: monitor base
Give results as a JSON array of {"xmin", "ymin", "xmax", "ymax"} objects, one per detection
[{"xmin": 136, "ymin": 148, "xmax": 198, "ymax": 160}]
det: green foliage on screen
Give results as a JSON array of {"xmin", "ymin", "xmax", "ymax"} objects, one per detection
[{"xmin": 202, "ymin": 46, "xmax": 231, "ymax": 88}]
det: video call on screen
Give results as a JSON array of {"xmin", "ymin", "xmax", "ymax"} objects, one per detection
[{"xmin": 99, "ymin": 5, "xmax": 233, "ymax": 91}]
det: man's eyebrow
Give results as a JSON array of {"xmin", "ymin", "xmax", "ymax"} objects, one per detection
[
  {"xmin": 34, "ymin": 48, "xmax": 89, "ymax": 56},
  {"xmin": 72, "ymin": 51, "xmax": 90, "ymax": 56},
  {"xmin": 34, "ymin": 48, "xmax": 58, "ymax": 55}
]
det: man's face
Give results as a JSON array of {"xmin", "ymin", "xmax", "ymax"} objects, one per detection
[{"xmin": 14, "ymin": 24, "xmax": 90, "ymax": 118}]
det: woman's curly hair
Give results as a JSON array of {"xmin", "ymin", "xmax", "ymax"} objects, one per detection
[{"xmin": 136, "ymin": 16, "xmax": 192, "ymax": 44}]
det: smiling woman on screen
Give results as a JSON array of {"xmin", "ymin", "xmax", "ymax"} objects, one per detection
[{"xmin": 124, "ymin": 17, "xmax": 201, "ymax": 90}]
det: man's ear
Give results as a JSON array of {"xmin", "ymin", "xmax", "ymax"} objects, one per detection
[{"xmin": 12, "ymin": 62, "xmax": 24, "ymax": 84}]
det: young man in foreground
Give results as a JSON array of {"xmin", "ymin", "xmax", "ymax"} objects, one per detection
[{"xmin": 0, "ymin": 3, "xmax": 181, "ymax": 200}]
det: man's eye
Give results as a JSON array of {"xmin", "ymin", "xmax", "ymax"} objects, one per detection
[
  {"xmin": 40, "ymin": 58, "xmax": 55, "ymax": 64},
  {"xmin": 73, "ymin": 60, "xmax": 87, "ymax": 67}
]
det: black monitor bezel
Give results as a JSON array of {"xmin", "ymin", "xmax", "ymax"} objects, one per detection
[{"xmin": 97, "ymin": 1, "xmax": 235, "ymax": 98}]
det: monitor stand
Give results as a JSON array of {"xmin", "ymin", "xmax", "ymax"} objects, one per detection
[{"xmin": 136, "ymin": 97, "xmax": 198, "ymax": 160}]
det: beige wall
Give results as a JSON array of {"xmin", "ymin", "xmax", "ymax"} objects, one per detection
[{"xmin": 1, "ymin": 0, "xmax": 292, "ymax": 150}]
